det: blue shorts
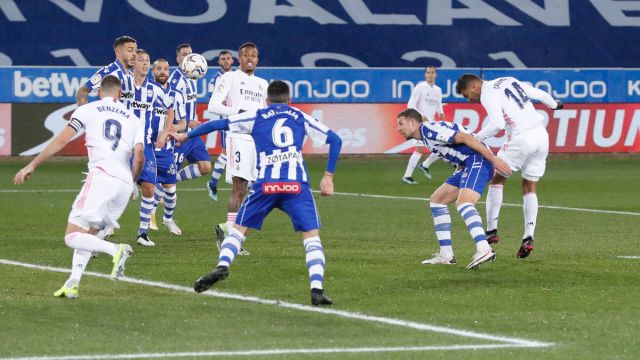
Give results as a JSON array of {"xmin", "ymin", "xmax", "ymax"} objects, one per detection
[
  {"xmin": 236, "ymin": 182, "xmax": 321, "ymax": 232},
  {"xmin": 155, "ymin": 150, "xmax": 176, "ymax": 184},
  {"xmin": 138, "ymin": 145, "xmax": 157, "ymax": 184},
  {"xmin": 445, "ymin": 154, "xmax": 494, "ymax": 195},
  {"xmin": 174, "ymin": 136, "xmax": 210, "ymax": 167}
]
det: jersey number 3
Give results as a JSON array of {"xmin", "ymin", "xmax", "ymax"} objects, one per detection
[{"xmin": 103, "ymin": 119, "xmax": 122, "ymax": 151}]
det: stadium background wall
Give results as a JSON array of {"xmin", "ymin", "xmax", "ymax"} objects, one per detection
[{"xmin": 2, "ymin": 67, "xmax": 640, "ymax": 156}]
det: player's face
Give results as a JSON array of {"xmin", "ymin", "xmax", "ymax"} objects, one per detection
[
  {"xmin": 460, "ymin": 83, "xmax": 481, "ymax": 102},
  {"xmin": 218, "ymin": 53, "xmax": 234, "ymax": 72},
  {"xmin": 152, "ymin": 61, "xmax": 170, "ymax": 85},
  {"xmin": 239, "ymin": 46, "xmax": 259, "ymax": 73},
  {"xmin": 425, "ymin": 67, "xmax": 437, "ymax": 83},
  {"xmin": 134, "ymin": 53, "xmax": 150, "ymax": 77},
  {"xmin": 396, "ymin": 116, "xmax": 420, "ymax": 140},
  {"xmin": 176, "ymin": 47, "xmax": 192, "ymax": 66},
  {"xmin": 117, "ymin": 41, "xmax": 137, "ymax": 68}
]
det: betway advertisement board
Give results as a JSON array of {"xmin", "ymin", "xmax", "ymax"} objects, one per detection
[
  {"xmin": 3, "ymin": 67, "xmax": 640, "ymax": 103},
  {"xmin": 1, "ymin": 1, "xmax": 640, "ymax": 68},
  {"xmin": 8, "ymin": 103, "xmax": 640, "ymax": 156}
]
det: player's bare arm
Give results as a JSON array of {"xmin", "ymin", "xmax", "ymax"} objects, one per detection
[
  {"xmin": 75, "ymin": 86, "xmax": 91, "ymax": 106},
  {"xmin": 453, "ymin": 132, "xmax": 511, "ymax": 176}
]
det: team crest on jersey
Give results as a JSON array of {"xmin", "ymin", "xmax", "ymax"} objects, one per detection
[{"xmin": 90, "ymin": 74, "xmax": 102, "ymax": 85}]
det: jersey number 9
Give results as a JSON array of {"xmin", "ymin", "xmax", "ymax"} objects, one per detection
[{"xmin": 103, "ymin": 119, "xmax": 122, "ymax": 151}]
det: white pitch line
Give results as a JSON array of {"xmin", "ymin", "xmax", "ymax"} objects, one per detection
[
  {"xmin": 2, "ymin": 188, "xmax": 639, "ymax": 217},
  {"xmin": 617, "ymin": 256, "xmax": 640, "ymax": 259},
  {"xmin": 0, "ymin": 344, "xmax": 539, "ymax": 360},
  {"xmin": 0, "ymin": 259, "xmax": 553, "ymax": 352}
]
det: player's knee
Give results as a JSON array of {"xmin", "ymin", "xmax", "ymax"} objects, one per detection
[
  {"xmin": 64, "ymin": 232, "xmax": 80, "ymax": 247},
  {"xmin": 198, "ymin": 161, "xmax": 211, "ymax": 175}
]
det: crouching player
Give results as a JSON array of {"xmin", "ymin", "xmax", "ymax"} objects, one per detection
[
  {"xmin": 396, "ymin": 108, "xmax": 512, "ymax": 269},
  {"xmin": 172, "ymin": 81, "xmax": 342, "ymax": 305}
]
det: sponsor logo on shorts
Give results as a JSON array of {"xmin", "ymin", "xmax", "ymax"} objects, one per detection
[{"xmin": 262, "ymin": 182, "xmax": 301, "ymax": 194}]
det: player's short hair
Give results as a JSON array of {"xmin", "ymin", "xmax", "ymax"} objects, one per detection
[
  {"xmin": 456, "ymin": 74, "xmax": 482, "ymax": 93},
  {"xmin": 136, "ymin": 49, "xmax": 148, "ymax": 57},
  {"xmin": 101, "ymin": 75, "xmax": 122, "ymax": 93},
  {"xmin": 397, "ymin": 108, "xmax": 422, "ymax": 123},
  {"xmin": 218, "ymin": 50, "xmax": 232, "ymax": 57},
  {"xmin": 113, "ymin": 36, "xmax": 136, "ymax": 50},
  {"xmin": 153, "ymin": 58, "xmax": 169, "ymax": 68},
  {"xmin": 176, "ymin": 43, "xmax": 191, "ymax": 54},
  {"xmin": 425, "ymin": 65, "xmax": 437, "ymax": 71},
  {"xmin": 239, "ymin": 42, "xmax": 258, "ymax": 54},
  {"xmin": 267, "ymin": 80, "xmax": 290, "ymax": 104}
]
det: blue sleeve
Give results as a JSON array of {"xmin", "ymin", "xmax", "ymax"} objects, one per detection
[
  {"xmin": 325, "ymin": 130, "xmax": 342, "ymax": 174},
  {"xmin": 188, "ymin": 119, "xmax": 230, "ymax": 138}
]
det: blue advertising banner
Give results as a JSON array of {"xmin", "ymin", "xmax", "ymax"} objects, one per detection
[
  {"xmin": 1, "ymin": 67, "xmax": 640, "ymax": 104},
  {"xmin": 0, "ymin": 1, "xmax": 639, "ymax": 68}
]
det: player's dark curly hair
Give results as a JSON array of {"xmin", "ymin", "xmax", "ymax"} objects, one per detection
[{"xmin": 455, "ymin": 73, "xmax": 482, "ymax": 93}]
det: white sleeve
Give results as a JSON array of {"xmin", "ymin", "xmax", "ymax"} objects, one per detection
[
  {"xmin": 133, "ymin": 115, "xmax": 145, "ymax": 146},
  {"xmin": 475, "ymin": 89, "xmax": 506, "ymax": 140},
  {"xmin": 520, "ymin": 82, "xmax": 558, "ymax": 109},
  {"xmin": 228, "ymin": 110, "xmax": 256, "ymax": 134},
  {"xmin": 303, "ymin": 112, "xmax": 330, "ymax": 144},
  {"xmin": 407, "ymin": 84, "xmax": 420, "ymax": 109},
  {"xmin": 68, "ymin": 105, "xmax": 88, "ymax": 132},
  {"xmin": 437, "ymin": 88, "xmax": 445, "ymax": 115},
  {"xmin": 208, "ymin": 72, "xmax": 235, "ymax": 116}
]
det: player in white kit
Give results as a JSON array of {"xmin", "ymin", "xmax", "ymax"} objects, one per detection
[
  {"xmin": 208, "ymin": 42, "xmax": 268, "ymax": 255},
  {"xmin": 456, "ymin": 74, "xmax": 563, "ymax": 259},
  {"xmin": 403, "ymin": 66, "xmax": 445, "ymax": 184},
  {"xmin": 13, "ymin": 76, "xmax": 144, "ymax": 298}
]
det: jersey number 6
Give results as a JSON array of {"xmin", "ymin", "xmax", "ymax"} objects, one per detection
[{"xmin": 272, "ymin": 118, "xmax": 294, "ymax": 147}]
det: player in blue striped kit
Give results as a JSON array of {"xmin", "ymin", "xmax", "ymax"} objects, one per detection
[
  {"xmin": 172, "ymin": 81, "xmax": 342, "ymax": 305},
  {"xmin": 169, "ymin": 44, "xmax": 211, "ymax": 183},
  {"xmin": 204, "ymin": 50, "xmax": 234, "ymax": 202},
  {"xmin": 131, "ymin": 50, "xmax": 176, "ymax": 245},
  {"xmin": 76, "ymin": 36, "xmax": 137, "ymax": 108},
  {"xmin": 396, "ymin": 108, "xmax": 512, "ymax": 270},
  {"xmin": 148, "ymin": 58, "xmax": 188, "ymax": 237}
]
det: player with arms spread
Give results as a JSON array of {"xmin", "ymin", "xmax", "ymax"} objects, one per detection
[
  {"xmin": 14, "ymin": 76, "xmax": 144, "ymax": 298},
  {"xmin": 456, "ymin": 74, "xmax": 562, "ymax": 258},
  {"xmin": 396, "ymin": 108, "xmax": 511, "ymax": 270},
  {"xmin": 173, "ymin": 81, "xmax": 342, "ymax": 305}
]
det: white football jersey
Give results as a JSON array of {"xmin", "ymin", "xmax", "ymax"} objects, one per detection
[
  {"xmin": 407, "ymin": 82, "xmax": 444, "ymax": 122},
  {"xmin": 68, "ymin": 97, "xmax": 144, "ymax": 183},
  {"xmin": 477, "ymin": 77, "xmax": 557, "ymax": 139},
  {"xmin": 208, "ymin": 69, "xmax": 268, "ymax": 141}
]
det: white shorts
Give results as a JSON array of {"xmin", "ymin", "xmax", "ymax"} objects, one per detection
[
  {"xmin": 498, "ymin": 127, "xmax": 549, "ymax": 181},
  {"xmin": 68, "ymin": 169, "xmax": 133, "ymax": 231},
  {"xmin": 225, "ymin": 132, "xmax": 257, "ymax": 184}
]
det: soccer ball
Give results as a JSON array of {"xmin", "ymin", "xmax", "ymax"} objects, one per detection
[{"xmin": 181, "ymin": 53, "xmax": 208, "ymax": 80}]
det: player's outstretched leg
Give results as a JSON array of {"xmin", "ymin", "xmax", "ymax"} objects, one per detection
[
  {"xmin": 457, "ymin": 203, "xmax": 496, "ymax": 270},
  {"xmin": 54, "ymin": 249, "xmax": 91, "ymax": 299},
  {"xmin": 111, "ymin": 244, "xmax": 133, "ymax": 279},
  {"xmin": 517, "ymin": 192, "xmax": 538, "ymax": 258},
  {"xmin": 304, "ymin": 236, "xmax": 332, "ymax": 305},
  {"xmin": 194, "ymin": 228, "xmax": 245, "ymax": 293},
  {"xmin": 176, "ymin": 164, "xmax": 202, "ymax": 182},
  {"xmin": 207, "ymin": 154, "xmax": 227, "ymax": 202},
  {"xmin": 418, "ymin": 152, "xmax": 439, "ymax": 180},
  {"xmin": 422, "ymin": 203, "xmax": 456, "ymax": 265}
]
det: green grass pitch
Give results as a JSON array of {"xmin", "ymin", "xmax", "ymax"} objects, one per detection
[{"xmin": 1, "ymin": 155, "xmax": 639, "ymax": 359}]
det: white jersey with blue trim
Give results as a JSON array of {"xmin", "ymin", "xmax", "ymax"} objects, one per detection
[
  {"xmin": 67, "ymin": 97, "xmax": 144, "ymax": 183},
  {"xmin": 420, "ymin": 121, "xmax": 481, "ymax": 167},
  {"xmin": 407, "ymin": 82, "xmax": 444, "ymax": 122},
  {"xmin": 227, "ymin": 104, "xmax": 330, "ymax": 184},
  {"xmin": 168, "ymin": 68, "xmax": 198, "ymax": 122},
  {"xmin": 84, "ymin": 60, "xmax": 135, "ymax": 109},
  {"xmin": 131, "ymin": 79, "xmax": 172, "ymax": 147},
  {"xmin": 206, "ymin": 69, "xmax": 226, "ymax": 120}
]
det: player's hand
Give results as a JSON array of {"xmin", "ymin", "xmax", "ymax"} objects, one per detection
[
  {"xmin": 493, "ymin": 158, "xmax": 512, "ymax": 177},
  {"xmin": 169, "ymin": 132, "xmax": 189, "ymax": 147},
  {"xmin": 188, "ymin": 120, "xmax": 200, "ymax": 129},
  {"xmin": 320, "ymin": 172, "xmax": 334, "ymax": 196},
  {"xmin": 13, "ymin": 164, "xmax": 35, "ymax": 185},
  {"xmin": 554, "ymin": 100, "xmax": 564, "ymax": 110},
  {"xmin": 130, "ymin": 184, "xmax": 139, "ymax": 201}
]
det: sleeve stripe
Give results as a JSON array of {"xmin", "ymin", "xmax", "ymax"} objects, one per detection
[
  {"xmin": 68, "ymin": 118, "xmax": 83, "ymax": 132},
  {"xmin": 304, "ymin": 119, "xmax": 329, "ymax": 135}
]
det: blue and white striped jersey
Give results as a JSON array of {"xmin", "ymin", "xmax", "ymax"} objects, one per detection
[
  {"xmin": 227, "ymin": 104, "xmax": 331, "ymax": 184},
  {"xmin": 84, "ymin": 60, "xmax": 135, "ymax": 109},
  {"xmin": 131, "ymin": 79, "xmax": 173, "ymax": 147},
  {"xmin": 154, "ymin": 86, "xmax": 186, "ymax": 155},
  {"xmin": 420, "ymin": 121, "xmax": 483, "ymax": 167},
  {"xmin": 168, "ymin": 68, "xmax": 197, "ymax": 122},
  {"xmin": 207, "ymin": 69, "xmax": 225, "ymax": 97}
]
